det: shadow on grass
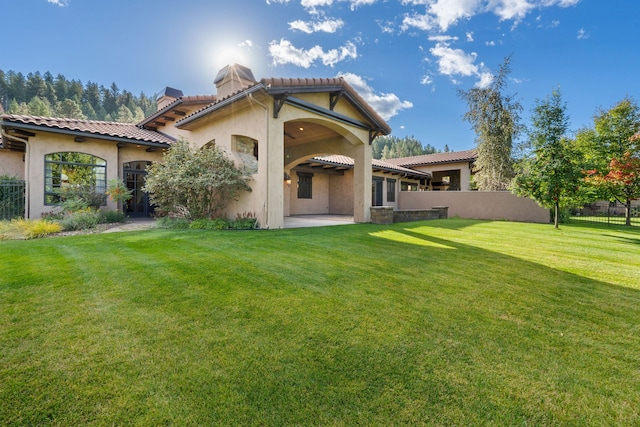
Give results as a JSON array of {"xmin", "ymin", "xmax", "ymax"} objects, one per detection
[{"xmin": 2, "ymin": 220, "xmax": 640, "ymax": 425}]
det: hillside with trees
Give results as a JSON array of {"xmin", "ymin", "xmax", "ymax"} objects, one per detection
[
  {"xmin": 372, "ymin": 135, "xmax": 442, "ymax": 160},
  {"xmin": 0, "ymin": 69, "xmax": 157, "ymax": 122}
]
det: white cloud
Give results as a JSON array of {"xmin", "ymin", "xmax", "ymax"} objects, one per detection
[
  {"xmin": 401, "ymin": 13, "xmax": 436, "ymax": 32},
  {"xmin": 47, "ymin": 0, "xmax": 69, "ymax": 6},
  {"xmin": 490, "ymin": 0, "xmax": 535, "ymax": 22},
  {"xmin": 338, "ymin": 72, "xmax": 413, "ymax": 121},
  {"xmin": 289, "ymin": 18, "xmax": 344, "ymax": 33},
  {"xmin": 420, "ymin": 75, "xmax": 434, "ymax": 85},
  {"xmin": 577, "ymin": 28, "xmax": 589, "ymax": 39},
  {"xmin": 476, "ymin": 72, "xmax": 494, "ymax": 88},
  {"xmin": 430, "ymin": 43, "xmax": 479, "ymax": 77},
  {"xmin": 400, "ymin": 0, "xmax": 580, "ymax": 33},
  {"xmin": 269, "ymin": 39, "xmax": 357, "ymax": 68},
  {"xmin": 466, "ymin": 31, "xmax": 475, "ymax": 41},
  {"xmin": 429, "ymin": 0, "xmax": 482, "ymax": 31},
  {"xmin": 428, "ymin": 35, "xmax": 459, "ymax": 42},
  {"xmin": 239, "ymin": 40, "xmax": 254, "ymax": 48}
]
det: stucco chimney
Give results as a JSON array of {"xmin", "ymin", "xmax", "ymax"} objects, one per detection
[
  {"xmin": 156, "ymin": 87, "xmax": 183, "ymax": 111},
  {"xmin": 214, "ymin": 64, "xmax": 256, "ymax": 100}
]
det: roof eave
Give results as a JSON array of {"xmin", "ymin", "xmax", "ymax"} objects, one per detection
[
  {"xmin": 1, "ymin": 120, "xmax": 173, "ymax": 148},
  {"xmin": 176, "ymin": 84, "xmax": 266, "ymax": 128}
]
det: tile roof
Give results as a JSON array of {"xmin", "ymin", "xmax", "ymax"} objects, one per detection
[
  {"xmin": 384, "ymin": 149, "xmax": 477, "ymax": 167},
  {"xmin": 1, "ymin": 114, "xmax": 175, "ymax": 145},
  {"xmin": 313, "ymin": 155, "xmax": 431, "ymax": 178}
]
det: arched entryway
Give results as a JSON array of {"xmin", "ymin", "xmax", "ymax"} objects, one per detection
[
  {"xmin": 282, "ymin": 118, "xmax": 371, "ymax": 224},
  {"xmin": 123, "ymin": 161, "xmax": 153, "ymax": 217}
]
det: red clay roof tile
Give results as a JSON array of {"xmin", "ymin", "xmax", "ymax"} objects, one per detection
[{"xmin": 1, "ymin": 114, "xmax": 175, "ymax": 145}]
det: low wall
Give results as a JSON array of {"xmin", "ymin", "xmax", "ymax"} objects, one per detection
[
  {"xmin": 398, "ymin": 191, "xmax": 549, "ymax": 224},
  {"xmin": 371, "ymin": 206, "xmax": 448, "ymax": 224}
]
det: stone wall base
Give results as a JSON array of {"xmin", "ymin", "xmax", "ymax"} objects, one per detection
[{"xmin": 371, "ymin": 206, "xmax": 448, "ymax": 225}]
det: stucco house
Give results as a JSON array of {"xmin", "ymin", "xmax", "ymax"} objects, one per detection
[
  {"xmin": 1, "ymin": 64, "xmax": 448, "ymax": 227},
  {"xmin": 385, "ymin": 149, "xmax": 477, "ymax": 191}
]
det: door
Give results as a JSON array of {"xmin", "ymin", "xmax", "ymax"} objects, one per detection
[
  {"xmin": 123, "ymin": 161, "xmax": 153, "ymax": 217},
  {"xmin": 372, "ymin": 177, "xmax": 384, "ymax": 206}
]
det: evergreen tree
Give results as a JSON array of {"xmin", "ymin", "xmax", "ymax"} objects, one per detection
[
  {"xmin": 27, "ymin": 96, "xmax": 53, "ymax": 116},
  {"xmin": 55, "ymin": 99, "xmax": 86, "ymax": 119},
  {"xmin": 458, "ymin": 56, "xmax": 522, "ymax": 190}
]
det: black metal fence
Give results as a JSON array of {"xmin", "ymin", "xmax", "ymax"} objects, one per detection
[
  {"xmin": 0, "ymin": 180, "xmax": 25, "ymax": 220},
  {"xmin": 569, "ymin": 200, "xmax": 640, "ymax": 227}
]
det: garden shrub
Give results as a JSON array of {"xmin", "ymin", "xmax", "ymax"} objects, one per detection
[
  {"xmin": 144, "ymin": 139, "xmax": 252, "ymax": 219},
  {"xmin": 99, "ymin": 210, "xmax": 127, "ymax": 223},
  {"xmin": 60, "ymin": 209, "xmax": 102, "ymax": 231},
  {"xmin": 12, "ymin": 218, "xmax": 62, "ymax": 239}
]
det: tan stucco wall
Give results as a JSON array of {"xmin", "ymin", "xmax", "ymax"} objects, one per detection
[
  {"xmin": 398, "ymin": 191, "xmax": 549, "ymax": 223},
  {"xmin": 0, "ymin": 150, "xmax": 25, "ymax": 178},
  {"xmin": 177, "ymin": 96, "xmax": 273, "ymax": 226},
  {"xmin": 289, "ymin": 172, "xmax": 330, "ymax": 215},
  {"xmin": 329, "ymin": 172, "xmax": 354, "ymax": 214}
]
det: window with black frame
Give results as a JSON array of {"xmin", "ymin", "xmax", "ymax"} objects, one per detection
[
  {"xmin": 44, "ymin": 152, "xmax": 106, "ymax": 205},
  {"xmin": 297, "ymin": 172, "xmax": 313, "ymax": 199},
  {"xmin": 387, "ymin": 178, "xmax": 396, "ymax": 202}
]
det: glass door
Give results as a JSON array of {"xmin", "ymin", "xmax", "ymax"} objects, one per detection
[{"xmin": 123, "ymin": 161, "xmax": 153, "ymax": 217}]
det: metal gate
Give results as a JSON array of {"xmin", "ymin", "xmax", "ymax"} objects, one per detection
[
  {"xmin": 569, "ymin": 201, "xmax": 639, "ymax": 226},
  {"xmin": 0, "ymin": 179, "xmax": 25, "ymax": 220}
]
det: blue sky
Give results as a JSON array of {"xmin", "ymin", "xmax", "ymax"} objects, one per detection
[{"xmin": 4, "ymin": 0, "xmax": 639, "ymax": 151}]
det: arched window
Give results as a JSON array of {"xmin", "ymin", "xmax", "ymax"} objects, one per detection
[{"xmin": 44, "ymin": 152, "xmax": 106, "ymax": 205}]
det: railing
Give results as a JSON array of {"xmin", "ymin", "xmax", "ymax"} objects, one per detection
[
  {"xmin": 569, "ymin": 201, "xmax": 639, "ymax": 227},
  {"xmin": 0, "ymin": 180, "xmax": 25, "ymax": 220}
]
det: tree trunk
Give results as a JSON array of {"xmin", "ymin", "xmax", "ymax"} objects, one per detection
[
  {"xmin": 625, "ymin": 199, "xmax": 632, "ymax": 226},
  {"xmin": 554, "ymin": 203, "xmax": 559, "ymax": 228}
]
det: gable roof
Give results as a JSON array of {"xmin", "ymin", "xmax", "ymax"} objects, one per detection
[
  {"xmin": 0, "ymin": 114, "xmax": 175, "ymax": 148},
  {"xmin": 176, "ymin": 76, "xmax": 391, "ymax": 137},
  {"xmin": 384, "ymin": 149, "xmax": 477, "ymax": 167},
  {"xmin": 262, "ymin": 77, "xmax": 391, "ymax": 136}
]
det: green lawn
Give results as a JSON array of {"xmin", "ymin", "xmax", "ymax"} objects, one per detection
[{"xmin": 1, "ymin": 219, "xmax": 639, "ymax": 426}]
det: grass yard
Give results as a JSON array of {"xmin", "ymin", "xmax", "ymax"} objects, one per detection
[{"xmin": 1, "ymin": 219, "xmax": 639, "ymax": 425}]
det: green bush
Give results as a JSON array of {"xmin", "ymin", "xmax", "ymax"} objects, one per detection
[
  {"xmin": 60, "ymin": 209, "xmax": 102, "ymax": 231},
  {"xmin": 144, "ymin": 139, "xmax": 252, "ymax": 219},
  {"xmin": 99, "ymin": 210, "xmax": 127, "ymax": 223},
  {"xmin": 58, "ymin": 185, "xmax": 106, "ymax": 210}
]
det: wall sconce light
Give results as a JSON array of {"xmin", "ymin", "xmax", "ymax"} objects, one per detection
[
  {"xmin": 284, "ymin": 172, "xmax": 292, "ymax": 186},
  {"xmin": 74, "ymin": 136, "xmax": 84, "ymax": 142}
]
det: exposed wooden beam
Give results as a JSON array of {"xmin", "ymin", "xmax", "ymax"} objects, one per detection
[
  {"xmin": 162, "ymin": 116, "xmax": 175, "ymax": 122},
  {"xmin": 172, "ymin": 110, "xmax": 186, "ymax": 116},
  {"xmin": 330, "ymin": 91, "xmax": 343, "ymax": 110}
]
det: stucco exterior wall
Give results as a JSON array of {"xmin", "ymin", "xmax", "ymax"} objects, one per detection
[
  {"xmin": 0, "ymin": 151, "xmax": 25, "ymax": 178},
  {"xmin": 182, "ymin": 100, "xmax": 271, "ymax": 226},
  {"xmin": 289, "ymin": 172, "xmax": 330, "ymax": 215},
  {"xmin": 329, "ymin": 172, "xmax": 353, "ymax": 214},
  {"xmin": 398, "ymin": 191, "xmax": 549, "ymax": 223}
]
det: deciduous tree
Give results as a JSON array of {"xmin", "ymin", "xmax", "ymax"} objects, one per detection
[{"xmin": 511, "ymin": 90, "xmax": 583, "ymax": 227}]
